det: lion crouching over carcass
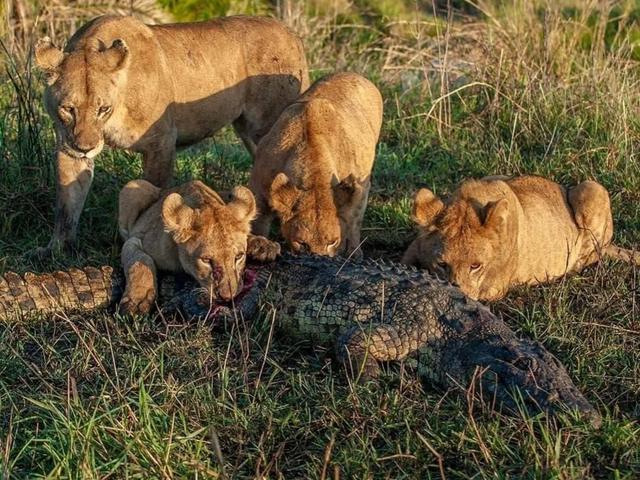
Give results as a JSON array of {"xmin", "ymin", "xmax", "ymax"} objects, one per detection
[
  {"xmin": 118, "ymin": 179, "xmax": 280, "ymax": 315},
  {"xmin": 402, "ymin": 175, "xmax": 639, "ymax": 301},
  {"xmin": 33, "ymin": 14, "xmax": 309, "ymax": 257}
]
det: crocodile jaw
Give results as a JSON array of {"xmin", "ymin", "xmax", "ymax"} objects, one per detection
[{"xmin": 439, "ymin": 313, "xmax": 602, "ymax": 428}]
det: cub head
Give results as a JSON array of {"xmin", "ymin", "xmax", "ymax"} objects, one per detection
[
  {"xmin": 402, "ymin": 188, "xmax": 517, "ymax": 301},
  {"xmin": 34, "ymin": 36, "xmax": 130, "ymax": 159},
  {"xmin": 268, "ymin": 172, "xmax": 360, "ymax": 256},
  {"xmin": 161, "ymin": 184, "xmax": 256, "ymax": 301}
]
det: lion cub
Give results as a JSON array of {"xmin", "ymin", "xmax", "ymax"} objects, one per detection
[
  {"xmin": 249, "ymin": 72, "xmax": 383, "ymax": 257},
  {"xmin": 118, "ymin": 180, "xmax": 280, "ymax": 315},
  {"xmin": 402, "ymin": 175, "xmax": 635, "ymax": 301}
]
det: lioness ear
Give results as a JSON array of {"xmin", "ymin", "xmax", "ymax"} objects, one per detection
[
  {"xmin": 269, "ymin": 173, "xmax": 301, "ymax": 220},
  {"xmin": 482, "ymin": 198, "xmax": 510, "ymax": 233},
  {"xmin": 227, "ymin": 186, "xmax": 256, "ymax": 224},
  {"xmin": 102, "ymin": 39, "xmax": 129, "ymax": 71},
  {"xmin": 412, "ymin": 188, "xmax": 443, "ymax": 227},
  {"xmin": 34, "ymin": 37, "xmax": 64, "ymax": 85},
  {"xmin": 162, "ymin": 193, "xmax": 195, "ymax": 243},
  {"xmin": 333, "ymin": 174, "xmax": 361, "ymax": 209}
]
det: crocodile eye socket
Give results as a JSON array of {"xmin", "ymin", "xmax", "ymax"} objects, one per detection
[{"xmin": 470, "ymin": 263, "xmax": 482, "ymax": 272}]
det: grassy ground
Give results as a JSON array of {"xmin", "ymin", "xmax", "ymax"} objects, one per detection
[{"xmin": 1, "ymin": 1, "xmax": 639, "ymax": 478}]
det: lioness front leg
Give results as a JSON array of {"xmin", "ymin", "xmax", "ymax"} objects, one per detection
[
  {"xmin": 120, "ymin": 237, "xmax": 158, "ymax": 316},
  {"xmin": 343, "ymin": 180, "xmax": 370, "ymax": 259},
  {"xmin": 247, "ymin": 234, "xmax": 281, "ymax": 262},
  {"xmin": 36, "ymin": 150, "xmax": 95, "ymax": 257},
  {"xmin": 141, "ymin": 133, "xmax": 177, "ymax": 188},
  {"xmin": 250, "ymin": 192, "xmax": 275, "ymax": 238}
]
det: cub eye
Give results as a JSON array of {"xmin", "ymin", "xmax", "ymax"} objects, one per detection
[
  {"xmin": 235, "ymin": 251, "xmax": 245, "ymax": 263},
  {"xmin": 98, "ymin": 105, "xmax": 112, "ymax": 116},
  {"xmin": 470, "ymin": 263, "xmax": 482, "ymax": 272}
]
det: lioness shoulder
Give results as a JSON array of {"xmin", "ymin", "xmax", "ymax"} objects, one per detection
[
  {"xmin": 118, "ymin": 179, "xmax": 280, "ymax": 315},
  {"xmin": 249, "ymin": 72, "xmax": 383, "ymax": 257},
  {"xmin": 402, "ymin": 175, "xmax": 615, "ymax": 300}
]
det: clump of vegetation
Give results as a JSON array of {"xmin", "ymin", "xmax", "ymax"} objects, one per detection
[{"xmin": 0, "ymin": 0, "xmax": 639, "ymax": 477}]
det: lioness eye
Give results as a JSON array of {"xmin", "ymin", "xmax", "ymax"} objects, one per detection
[
  {"xmin": 329, "ymin": 238, "xmax": 340, "ymax": 248},
  {"xmin": 470, "ymin": 263, "xmax": 482, "ymax": 271},
  {"xmin": 98, "ymin": 105, "xmax": 111, "ymax": 116},
  {"xmin": 59, "ymin": 105, "xmax": 74, "ymax": 116},
  {"xmin": 235, "ymin": 251, "xmax": 245, "ymax": 263}
]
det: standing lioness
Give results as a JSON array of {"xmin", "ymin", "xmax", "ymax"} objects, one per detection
[
  {"xmin": 249, "ymin": 72, "xmax": 383, "ymax": 257},
  {"xmin": 402, "ymin": 175, "xmax": 637, "ymax": 300},
  {"xmin": 33, "ymin": 15, "xmax": 309, "ymax": 256}
]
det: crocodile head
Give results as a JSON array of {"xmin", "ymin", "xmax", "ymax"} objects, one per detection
[
  {"xmin": 437, "ymin": 306, "xmax": 602, "ymax": 428},
  {"xmin": 169, "ymin": 268, "xmax": 262, "ymax": 320}
]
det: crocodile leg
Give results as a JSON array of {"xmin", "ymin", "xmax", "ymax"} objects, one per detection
[{"xmin": 336, "ymin": 323, "xmax": 426, "ymax": 380}]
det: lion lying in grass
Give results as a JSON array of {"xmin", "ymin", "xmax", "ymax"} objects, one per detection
[
  {"xmin": 402, "ymin": 175, "xmax": 638, "ymax": 301},
  {"xmin": 118, "ymin": 180, "xmax": 280, "ymax": 315},
  {"xmin": 249, "ymin": 72, "xmax": 383, "ymax": 257}
]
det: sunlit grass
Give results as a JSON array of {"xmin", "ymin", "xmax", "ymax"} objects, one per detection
[{"xmin": 0, "ymin": 0, "xmax": 639, "ymax": 477}]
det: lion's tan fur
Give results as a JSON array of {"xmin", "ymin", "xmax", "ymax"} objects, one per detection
[
  {"xmin": 34, "ymin": 15, "xmax": 309, "ymax": 255},
  {"xmin": 249, "ymin": 72, "xmax": 383, "ymax": 257},
  {"xmin": 402, "ymin": 176, "xmax": 615, "ymax": 300},
  {"xmin": 118, "ymin": 180, "xmax": 279, "ymax": 315}
]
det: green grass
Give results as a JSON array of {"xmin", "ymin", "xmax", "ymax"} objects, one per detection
[{"xmin": 1, "ymin": 0, "xmax": 640, "ymax": 477}]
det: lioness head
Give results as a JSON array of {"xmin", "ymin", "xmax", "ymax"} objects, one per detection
[
  {"xmin": 268, "ymin": 172, "xmax": 360, "ymax": 256},
  {"xmin": 402, "ymin": 187, "xmax": 517, "ymax": 301},
  {"xmin": 161, "ymin": 184, "xmax": 256, "ymax": 301},
  {"xmin": 34, "ymin": 36, "xmax": 130, "ymax": 159}
]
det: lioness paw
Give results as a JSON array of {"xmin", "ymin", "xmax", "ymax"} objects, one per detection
[
  {"xmin": 119, "ymin": 290, "xmax": 155, "ymax": 316},
  {"xmin": 247, "ymin": 235, "xmax": 281, "ymax": 262}
]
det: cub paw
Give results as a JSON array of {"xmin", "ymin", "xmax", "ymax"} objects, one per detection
[{"xmin": 247, "ymin": 235, "xmax": 281, "ymax": 262}]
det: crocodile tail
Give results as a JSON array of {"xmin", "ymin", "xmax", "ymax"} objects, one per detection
[
  {"xmin": 0, "ymin": 266, "xmax": 124, "ymax": 321},
  {"xmin": 604, "ymin": 244, "xmax": 640, "ymax": 265}
]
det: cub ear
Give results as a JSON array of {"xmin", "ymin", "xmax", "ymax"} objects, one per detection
[
  {"xmin": 411, "ymin": 188, "xmax": 444, "ymax": 227},
  {"xmin": 333, "ymin": 174, "xmax": 361, "ymax": 209},
  {"xmin": 482, "ymin": 198, "xmax": 510, "ymax": 233},
  {"xmin": 102, "ymin": 39, "xmax": 129, "ymax": 71},
  {"xmin": 162, "ymin": 193, "xmax": 195, "ymax": 243},
  {"xmin": 227, "ymin": 186, "xmax": 256, "ymax": 224},
  {"xmin": 34, "ymin": 37, "xmax": 64, "ymax": 85},
  {"xmin": 269, "ymin": 173, "xmax": 301, "ymax": 220}
]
